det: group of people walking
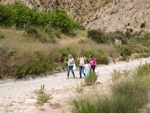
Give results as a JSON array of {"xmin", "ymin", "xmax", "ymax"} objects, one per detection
[{"xmin": 65, "ymin": 53, "xmax": 97, "ymax": 79}]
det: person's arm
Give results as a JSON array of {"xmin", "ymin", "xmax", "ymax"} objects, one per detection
[
  {"xmin": 84, "ymin": 57, "xmax": 86, "ymax": 62},
  {"xmin": 77, "ymin": 57, "xmax": 80, "ymax": 62}
]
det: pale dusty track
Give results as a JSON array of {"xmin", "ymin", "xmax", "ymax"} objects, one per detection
[{"xmin": 0, "ymin": 57, "xmax": 150, "ymax": 113}]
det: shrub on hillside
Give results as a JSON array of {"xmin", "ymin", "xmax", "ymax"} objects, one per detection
[
  {"xmin": 88, "ymin": 29, "xmax": 109, "ymax": 44},
  {"xmin": 81, "ymin": 49, "xmax": 110, "ymax": 65},
  {"xmin": 0, "ymin": 35, "xmax": 5, "ymax": 39},
  {"xmin": 108, "ymin": 32, "xmax": 128, "ymax": 44},
  {"xmin": 72, "ymin": 22, "xmax": 85, "ymax": 30},
  {"xmin": 14, "ymin": 56, "xmax": 57, "ymax": 78},
  {"xmin": 135, "ymin": 63, "xmax": 150, "ymax": 77},
  {"xmin": 25, "ymin": 26, "xmax": 40, "ymax": 38},
  {"xmin": 0, "ymin": 2, "xmax": 84, "ymax": 33},
  {"xmin": 38, "ymin": 12, "xmax": 51, "ymax": 26},
  {"xmin": 49, "ymin": 9, "xmax": 73, "ymax": 33},
  {"xmin": 115, "ymin": 45, "xmax": 132, "ymax": 57},
  {"xmin": 0, "ymin": 4, "xmax": 15, "ymax": 26}
]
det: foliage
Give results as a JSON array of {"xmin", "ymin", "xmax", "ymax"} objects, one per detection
[
  {"xmin": 115, "ymin": 45, "xmax": 132, "ymax": 61},
  {"xmin": 14, "ymin": 56, "xmax": 57, "ymax": 78},
  {"xmin": 36, "ymin": 85, "xmax": 45, "ymax": 94},
  {"xmin": 72, "ymin": 22, "xmax": 85, "ymax": 30},
  {"xmin": 0, "ymin": 2, "xmax": 84, "ymax": 33},
  {"xmin": 88, "ymin": 29, "xmax": 128, "ymax": 44},
  {"xmin": 84, "ymin": 72, "xmax": 98, "ymax": 85},
  {"xmin": 108, "ymin": 31, "xmax": 128, "ymax": 44},
  {"xmin": 81, "ymin": 49, "xmax": 110, "ymax": 65},
  {"xmin": 37, "ymin": 94, "xmax": 53, "ymax": 104},
  {"xmin": 49, "ymin": 9, "xmax": 73, "ymax": 33},
  {"xmin": 111, "ymin": 70, "xmax": 122, "ymax": 81},
  {"xmin": 0, "ymin": 35, "xmax": 5, "ymax": 39},
  {"xmin": 88, "ymin": 29, "xmax": 108, "ymax": 44},
  {"xmin": 25, "ymin": 26, "xmax": 40, "ymax": 38},
  {"xmin": 72, "ymin": 64, "xmax": 150, "ymax": 113},
  {"xmin": 135, "ymin": 63, "xmax": 150, "ymax": 77}
]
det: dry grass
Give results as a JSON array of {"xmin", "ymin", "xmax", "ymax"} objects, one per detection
[
  {"xmin": 0, "ymin": 27, "xmax": 117, "ymax": 70},
  {"xmin": 0, "ymin": 28, "xmax": 57, "ymax": 55}
]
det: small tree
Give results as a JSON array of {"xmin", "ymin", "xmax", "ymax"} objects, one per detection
[{"xmin": 50, "ymin": 9, "xmax": 73, "ymax": 33}]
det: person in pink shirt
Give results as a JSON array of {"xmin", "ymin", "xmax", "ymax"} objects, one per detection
[{"xmin": 90, "ymin": 55, "xmax": 97, "ymax": 72}]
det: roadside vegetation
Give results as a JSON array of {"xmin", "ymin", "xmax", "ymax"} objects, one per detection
[
  {"xmin": 71, "ymin": 63, "xmax": 150, "ymax": 113},
  {"xmin": 88, "ymin": 29, "xmax": 150, "ymax": 61}
]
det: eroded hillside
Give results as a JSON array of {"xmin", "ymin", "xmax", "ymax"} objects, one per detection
[
  {"xmin": 84, "ymin": 0, "xmax": 150, "ymax": 33},
  {"xmin": 1, "ymin": 0, "xmax": 150, "ymax": 32}
]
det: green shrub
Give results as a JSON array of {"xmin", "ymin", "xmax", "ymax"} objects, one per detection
[
  {"xmin": 125, "ymin": 31, "xmax": 132, "ymax": 39},
  {"xmin": 0, "ymin": 2, "xmax": 84, "ymax": 32},
  {"xmin": 108, "ymin": 32, "xmax": 128, "ymax": 44},
  {"xmin": 115, "ymin": 45, "xmax": 132, "ymax": 58},
  {"xmin": 88, "ymin": 29, "xmax": 109, "ymax": 44},
  {"xmin": 54, "ymin": 29, "xmax": 61, "ymax": 38},
  {"xmin": 72, "ymin": 22, "xmax": 85, "ymax": 30},
  {"xmin": 140, "ymin": 23, "xmax": 146, "ymax": 28},
  {"xmin": 0, "ymin": 4, "xmax": 16, "ymax": 26},
  {"xmin": 135, "ymin": 63, "xmax": 150, "ymax": 77},
  {"xmin": 58, "ymin": 46, "xmax": 77, "ymax": 61},
  {"xmin": 49, "ymin": 9, "xmax": 73, "ymax": 33},
  {"xmin": 81, "ymin": 49, "xmax": 110, "ymax": 65},
  {"xmin": 38, "ymin": 12, "xmax": 51, "ymax": 26},
  {"xmin": 85, "ymin": 72, "xmax": 98, "ymax": 85},
  {"xmin": 0, "ymin": 65, "xmax": 6, "ymax": 78},
  {"xmin": 65, "ymin": 30, "xmax": 77, "ymax": 37},
  {"xmin": 0, "ymin": 35, "xmax": 5, "ymax": 39},
  {"xmin": 97, "ymin": 55, "xmax": 109, "ymax": 65},
  {"xmin": 14, "ymin": 56, "xmax": 57, "ymax": 78},
  {"xmin": 25, "ymin": 26, "xmax": 40, "ymax": 38},
  {"xmin": 37, "ymin": 94, "xmax": 53, "ymax": 104}
]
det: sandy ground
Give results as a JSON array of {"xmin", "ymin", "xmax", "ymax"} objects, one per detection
[{"xmin": 0, "ymin": 57, "xmax": 150, "ymax": 113}]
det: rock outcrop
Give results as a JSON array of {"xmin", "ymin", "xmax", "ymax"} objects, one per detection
[{"xmin": 1, "ymin": 0, "xmax": 150, "ymax": 32}]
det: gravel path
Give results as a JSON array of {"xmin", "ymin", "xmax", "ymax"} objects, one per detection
[{"xmin": 0, "ymin": 57, "xmax": 150, "ymax": 113}]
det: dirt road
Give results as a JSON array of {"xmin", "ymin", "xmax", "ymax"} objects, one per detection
[{"xmin": 0, "ymin": 57, "xmax": 150, "ymax": 113}]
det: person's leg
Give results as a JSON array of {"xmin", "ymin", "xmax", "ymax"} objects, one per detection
[
  {"xmin": 93, "ymin": 66, "xmax": 95, "ymax": 72},
  {"xmin": 91, "ymin": 66, "xmax": 95, "ymax": 72},
  {"xmin": 70, "ymin": 66, "xmax": 75, "ymax": 77},
  {"xmin": 79, "ymin": 66, "xmax": 82, "ymax": 78},
  {"xmin": 91, "ymin": 66, "xmax": 93, "ymax": 72},
  {"xmin": 81, "ymin": 66, "xmax": 85, "ymax": 75},
  {"xmin": 85, "ymin": 69, "xmax": 88, "ymax": 77},
  {"xmin": 67, "ymin": 66, "xmax": 71, "ymax": 78}
]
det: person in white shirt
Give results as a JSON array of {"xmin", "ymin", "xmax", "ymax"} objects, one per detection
[{"xmin": 65, "ymin": 54, "xmax": 75, "ymax": 79}]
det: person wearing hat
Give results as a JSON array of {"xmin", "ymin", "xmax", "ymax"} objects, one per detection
[{"xmin": 90, "ymin": 55, "xmax": 97, "ymax": 72}]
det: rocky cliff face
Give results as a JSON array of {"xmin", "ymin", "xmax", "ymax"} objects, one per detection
[
  {"xmin": 1, "ymin": 0, "xmax": 150, "ymax": 32},
  {"xmin": 0, "ymin": 0, "xmax": 103, "ymax": 22},
  {"xmin": 84, "ymin": 0, "xmax": 150, "ymax": 33}
]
